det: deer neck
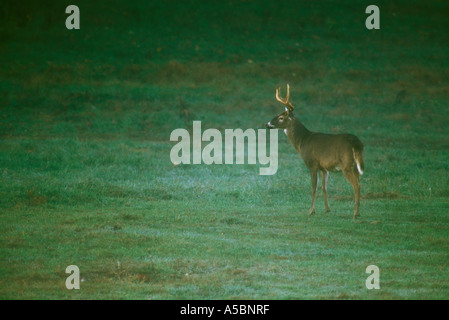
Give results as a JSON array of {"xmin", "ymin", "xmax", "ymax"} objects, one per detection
[{"xmin": 285, "ymin": 116, "xmax": 311, "ymax": 152}]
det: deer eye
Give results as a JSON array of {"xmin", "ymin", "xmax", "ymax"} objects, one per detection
[{"xmin": 279, "ymin": 116, "xmax": 284, "ymax": 121}]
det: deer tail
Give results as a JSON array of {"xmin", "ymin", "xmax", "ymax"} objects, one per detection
[{"xmin": 352, "ymin": 147, "xmax": 364, "ymax": 175}]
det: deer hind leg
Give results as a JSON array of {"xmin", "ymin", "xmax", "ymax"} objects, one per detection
[
  {"xmin": 321, "ymin": 170, "xmax": 330, "ymax": 213},
  {"xmin": 343, "ymin": 168, "xmax": 361, "ymax": 219},
  {"xmin": 309, "ymin": 169, "xmax": 318, "ymax": 215}
]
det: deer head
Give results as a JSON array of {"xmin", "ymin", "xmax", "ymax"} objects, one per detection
[{"xmin": 266, "ymin": 84, "xmax": 295, "ymax": 129}]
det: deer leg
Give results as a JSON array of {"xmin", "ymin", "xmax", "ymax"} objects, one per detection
[
  {"xmin": 309, "ymin": 169, "xmax": 318, "ymax": 215},
  {"xmin": 322, "ymin": 170, "xmax": 330, "ymax": 213},
  {"xmin": 354, "ymin": 175, "xmax": 361, "ymax": 219},
  {"xmin": 343, "ymin": 168, "xmax": 361, "ymax": 219}
]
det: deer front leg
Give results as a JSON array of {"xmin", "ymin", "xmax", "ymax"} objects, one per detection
[
  {"xmin": 309, "ymin": 169, "xmax": 318, "ymax": 215},
  {"xmin": 322, "ymin": 170, "xmax": 330, "ymax": 213}
]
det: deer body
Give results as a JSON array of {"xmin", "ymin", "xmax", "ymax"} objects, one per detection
[{"xmin": 267, "ymin": 85, "xmax": 364, "ymax": 219}]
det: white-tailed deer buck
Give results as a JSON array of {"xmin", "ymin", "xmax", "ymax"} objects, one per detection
[{"xmin": 266, "ymin": 84, "xmax": 364, "ymax": 219}]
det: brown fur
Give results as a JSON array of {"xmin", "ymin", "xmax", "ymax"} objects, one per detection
[{"xmin": 267, "ymin": 87, "xmax": 364, "ymax": 219}]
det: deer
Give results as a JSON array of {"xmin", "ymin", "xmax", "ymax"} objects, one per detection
[{"xmin": 266, "ymin": 84, "xmax": 364, "ymax": 219}]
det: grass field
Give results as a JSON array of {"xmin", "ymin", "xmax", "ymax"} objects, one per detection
[{"xmin": 1, "ymin": 0, "xmax": 449, "ymax": 299}]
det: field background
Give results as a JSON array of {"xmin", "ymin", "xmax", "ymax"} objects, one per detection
[{"xmin": 1, "ymin": 0, "xmax": 448, "ymax": 299}]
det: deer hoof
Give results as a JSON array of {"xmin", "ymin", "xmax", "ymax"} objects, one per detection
[
  {"xmin": 308, "ymin": 209, "xmax": 315, "ymax": 216},
  {"xmin": 325, "ymin": 208, "xmax": 331, "ymax": 213}
]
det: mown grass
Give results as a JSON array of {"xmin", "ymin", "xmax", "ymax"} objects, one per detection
[{"xmin": 1, "ymin": 0, "xmax": 449, "ymax": 299}]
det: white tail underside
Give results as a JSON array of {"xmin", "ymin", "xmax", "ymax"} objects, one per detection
[
  {"xmin": 353, "ymin": 148, "xmax": 364, "ymax": 175},
  {"xmin": 356, "ymin": 161, "xmax": 363, "ymax": 175}
]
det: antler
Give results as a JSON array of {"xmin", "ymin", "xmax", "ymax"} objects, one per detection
[{"xmin": 275, "ymin": 84, "xmax": 294, "ymax": 111}]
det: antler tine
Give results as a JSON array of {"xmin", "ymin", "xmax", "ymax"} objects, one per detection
[
  {"xmin": 275, "ymin": 87, "xmax": 282, "ymax": 103},
  {"xmin": 275, "ymin": 84, "xmax": 294, "ymax": 111}
]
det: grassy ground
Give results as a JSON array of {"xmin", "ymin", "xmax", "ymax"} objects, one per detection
[{"xmin": 1, "ymin": 0, "xmax": 449, "ymax": 299}]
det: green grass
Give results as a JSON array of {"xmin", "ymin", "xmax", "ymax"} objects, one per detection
[{"xmin": 1, "ymin": 0, "xmax": 449, "ymax": 299}]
